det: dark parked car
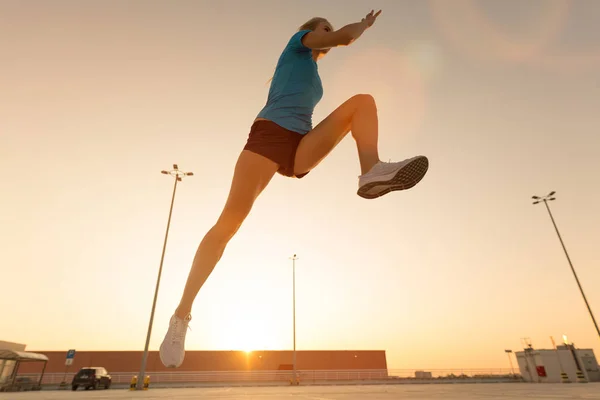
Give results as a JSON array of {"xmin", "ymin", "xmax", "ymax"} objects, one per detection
[{"xmin": 71, "ymin": 367, "xmax": 111, "ymax": 390}]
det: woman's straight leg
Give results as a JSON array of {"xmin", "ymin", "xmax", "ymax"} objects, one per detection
[{"xmin": 159, "ymin": 150, "xmax": 279, "ymax": 368}]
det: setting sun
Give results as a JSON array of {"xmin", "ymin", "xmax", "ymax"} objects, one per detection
[{"xmin": 203, "ymin": 307, "xmax": 287, "ymax": 352}]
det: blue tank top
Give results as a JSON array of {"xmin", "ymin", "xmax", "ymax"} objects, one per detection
[{"xmin": 256, "ymin": 30, "xmax": 323, "ymax": 135}]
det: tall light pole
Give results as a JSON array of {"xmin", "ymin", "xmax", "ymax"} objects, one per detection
[
  {"xmin": 532, "ymin": 191, "xmax": 600, "ymax": 340},
  {"xmin": 290, "ymin": 254, "xmax": 298, "ymax": 385},
  {"xmin": 137, "ymin": 164, "xmax": 193, "ymax": 390}
]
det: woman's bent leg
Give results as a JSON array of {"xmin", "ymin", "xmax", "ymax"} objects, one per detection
[
  {"xmin": 294, "ymin": 94, "xmax": 428, "ymax": 199},
  {"xmin": 293, "ymin": 94, "xmax": 380, "ymax": 176}
]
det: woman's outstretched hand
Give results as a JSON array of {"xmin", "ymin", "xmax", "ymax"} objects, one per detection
[{"xmin": 362, "ymin": 10, "xmax": 382, "ymax": 27}]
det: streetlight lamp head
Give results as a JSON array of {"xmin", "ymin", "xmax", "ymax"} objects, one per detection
[
  {"xmin": 186, "ymin": 172, "xmax": 194, "ymax": 176},
  {"xmin": 532, "ymin": 196, "xmax": 540, "ymax": 200},
  {"xmin": 161, "ymin": 170, "xmax": 168, "ymax": 174},
  {"xmin": 549, "ymin": 198, "xmax": 556, "ymax": 201},
  {"xmin": 533, "ymin": 201, "xmax": 540, "ymax": 205},
  {"xmin": 548, "ymin": 191, "xmax": 556, "ymax": 196},
  {"xmin": 173, "ymin": 164, "xmax": 179, "ymax": 170}
]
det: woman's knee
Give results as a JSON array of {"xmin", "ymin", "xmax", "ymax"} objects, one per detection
[
  {"xmin": 211, "ymin": 205, "xmax": 251, "ymax": 242},
  {"xmin": 351, "ymin": 93, "xmax": 377, "ymax": 110}
]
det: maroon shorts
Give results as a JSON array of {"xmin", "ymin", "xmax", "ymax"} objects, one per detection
[{"xmin": 243, "ymin": 119, "xmax": 309, "ymax": 179}]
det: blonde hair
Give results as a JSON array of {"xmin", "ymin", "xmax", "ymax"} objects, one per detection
[{"xmin": 299, "ymin": 17, "xmax": 331, "ymax": 31}]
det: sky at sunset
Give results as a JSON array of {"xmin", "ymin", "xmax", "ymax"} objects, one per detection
[{"xmin": 1, "ymin": 0, "xmax": 599, "ymax": 370}]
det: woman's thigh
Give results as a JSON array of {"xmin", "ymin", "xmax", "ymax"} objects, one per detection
[
  {"xmin": 215, "ymin": 150, "xmax": 279, "ymax": 235},
  {"xmin": 293, "ymin": 94, "xmax": 372, "ymax": 175}
]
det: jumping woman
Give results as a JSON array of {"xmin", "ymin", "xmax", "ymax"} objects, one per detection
[{"xmin": 160, "ymin": 10, "xmax": 429, "ymax": 368}]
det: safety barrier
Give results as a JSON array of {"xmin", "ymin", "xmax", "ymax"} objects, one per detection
[{"xmin": 17, "ymin": 368, "xmax": 517, "ymax": 387}]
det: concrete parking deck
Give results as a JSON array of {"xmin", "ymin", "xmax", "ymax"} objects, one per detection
[{"xmin": 1, "ymin": 383, "xmax": 599, "ymax": 399}]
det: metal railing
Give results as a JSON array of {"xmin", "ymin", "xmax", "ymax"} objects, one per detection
[
  {"xmin": 18, "ymin": 368, "xmax": 518, "ymax": 386},
  {"xmin": 387, "ymin": 368, "xmax": 518, "ymax": 378}
]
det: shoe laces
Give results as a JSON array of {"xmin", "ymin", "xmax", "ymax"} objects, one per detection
[{"xmin": 170, "ymin": 315, "xmax": 191, "ymax": 343}]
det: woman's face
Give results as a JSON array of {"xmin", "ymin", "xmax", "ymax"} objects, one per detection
[
  {"xmin": 315, "ymin": 20, "xmax": 333, "ymax": 34},
  {"xmin": 312, "ymin": 20, "xmax": 334, "ymax": 60}
]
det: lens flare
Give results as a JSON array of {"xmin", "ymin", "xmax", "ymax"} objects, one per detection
[{"xmin": 427, "ymin": 0, "xmax": 600, "ymax": 73}]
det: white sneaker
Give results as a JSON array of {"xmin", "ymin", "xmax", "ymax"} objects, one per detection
[
  {"xmin": 159, "ymin": 313, "xmax": 191, "ymax": 368},
  {"xmin": 357, "ymin": 156, "xmax": 429, "ymax": 199}
]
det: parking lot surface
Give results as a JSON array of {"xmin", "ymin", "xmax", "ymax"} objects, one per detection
[{"xmin": 2, "ymin": 383, "xmax": 600, "ymax": 399}]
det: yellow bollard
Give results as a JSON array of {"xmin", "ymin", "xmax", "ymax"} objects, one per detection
[
  {"xmin": 143, "ymin": 375, "xmax": 150, "ymax": 390},
  {"xmin": 129, "ymin": 375, "xmax": 137, "ymax": 390}
]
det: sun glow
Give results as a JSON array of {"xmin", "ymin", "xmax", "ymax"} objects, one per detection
[{"xmin": 211, "ymin": 315, "xmax": 283, "ymax": 352}]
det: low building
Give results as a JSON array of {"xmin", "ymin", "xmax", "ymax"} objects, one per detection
[
  {"xmin": 515, "ymin": 344, "xmax": 599, "ymax": 383},
  {"xmin": 415, "ymin": 371, "xmax": 432, "ymax": 379},
  {"xmin": 17, "ymin": 349, "xmax": 387, "ymax": 378}
]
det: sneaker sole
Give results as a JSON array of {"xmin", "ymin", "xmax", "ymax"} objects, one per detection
[
  {"xmin": 357, "ymin": 156, "xmax": 429, "ymax": 199},
  {"xmin": 159, "ymin": 341, "xmax": 183, "ymax": 368}
]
